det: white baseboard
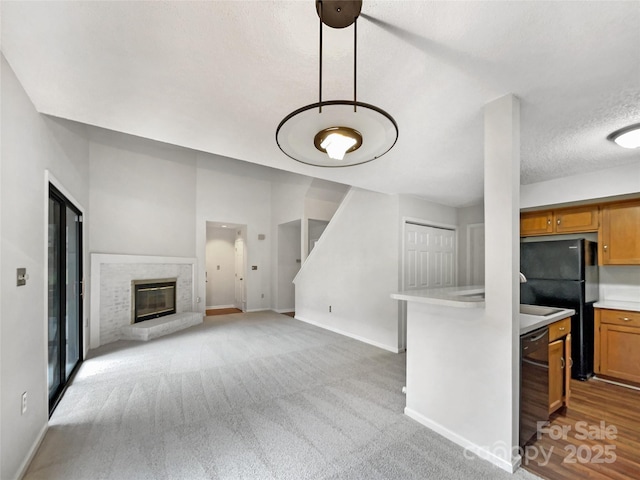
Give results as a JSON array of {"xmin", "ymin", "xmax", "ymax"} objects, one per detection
[
  {"xmin": 205, "ymin": 304, "xmax": 235, "ymax": 310},
  {"xmin": 404, "ymin": 407, "xmax": 520, "ymax": 473},
  {"xmin": 245, "ymin": 308, "xmax": 270, "ymax": 313},
  {"xmin": 295, "ymin": 315, "xmax": 400, "ymax": 353},
  {"xmin": 16, "ymin": 422, "xmax": 48, "ymax": 480},
  {"xmin": 593, "ymin": 375, "xmax": 640, "ymax": 391}
]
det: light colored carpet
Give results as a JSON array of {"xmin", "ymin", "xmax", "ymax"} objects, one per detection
[{"xmin": 25, "ymin": 311, "xmax": 540, "ymax": 480}]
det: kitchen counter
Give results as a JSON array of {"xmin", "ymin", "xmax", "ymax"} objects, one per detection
[
  {"xmin": 391, "ymin": 285, "xmax": 485, "ymax": 308},
  {"xmin": 391, "ymin": 286, "xmax": 574, "ymax": 333},
  {"xmin": 593, "ymin": 300, "xmax": 640, "ymax": 313},
  {"xmin": 519, "ymin": 308, "xmax": 575, "ymax": 335}
]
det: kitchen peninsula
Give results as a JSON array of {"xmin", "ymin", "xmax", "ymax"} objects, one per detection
[{"xmin": 391, "ymin": 286, "xmax": 574, "ymax": 466}]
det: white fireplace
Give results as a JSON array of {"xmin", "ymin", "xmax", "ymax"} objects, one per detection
[{"xmin": 90, "ymin": 254, "xmax": 198, "ymax": 347}]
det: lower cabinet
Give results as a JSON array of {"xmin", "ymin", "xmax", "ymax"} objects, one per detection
[
  {"xmin": 548, "ymin": 317, "xmax": 572, "ymax": 414},
  {"xmin": 595, "ymin": 308, "xmax": 640, "ymax": 384}
]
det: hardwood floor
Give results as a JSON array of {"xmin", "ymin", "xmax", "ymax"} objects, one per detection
[
  {"xmin": 205, "ymin": 307, "xmax": 242, "ymax": 316},
  {"xmin": 523, "ymin": 378, "xmax": 640, "ymax": 480}
]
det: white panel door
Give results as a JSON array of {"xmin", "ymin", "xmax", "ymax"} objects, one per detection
[{"xmin": 404, "ymin": 223, "xmax": 456, "ymax": 290}]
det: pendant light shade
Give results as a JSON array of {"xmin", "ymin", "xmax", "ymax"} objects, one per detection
[
  {"xmin": 275, "ymin": 1, "xmax": 398, "ymax": 167},
  {"xmin": 277, "ymin": 100, "xmax": 397, "ymax": 167}
]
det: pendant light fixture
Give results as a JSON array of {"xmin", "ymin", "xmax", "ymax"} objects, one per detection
[{"xmin": 276, "ymin": 0, "xmax": 398, "ymax": 167}]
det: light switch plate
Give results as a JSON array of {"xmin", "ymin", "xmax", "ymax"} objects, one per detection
[{"xmin": 17, "ymin": 268, "xmax": 27, "ymax": 286}]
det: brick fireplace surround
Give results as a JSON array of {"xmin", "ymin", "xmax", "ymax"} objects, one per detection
[{"xmin": 90, "ymin": 254, "xmax": 202, "ymax": 347}]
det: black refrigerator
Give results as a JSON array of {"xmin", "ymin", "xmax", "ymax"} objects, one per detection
[{"xmin": 520, "ymin": 239, "xmax": 598, "ymax": 380}]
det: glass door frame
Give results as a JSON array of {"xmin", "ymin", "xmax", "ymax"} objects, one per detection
[{"xmin": 48, "ymin": 183, "xmax": 84, "ymax": 415}]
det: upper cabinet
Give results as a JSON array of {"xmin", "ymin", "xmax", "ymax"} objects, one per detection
[
  {"xmin": 521, "ymin": 198, "xmax": 640, "ymax": 266},
  {"xmin": 600, "ymin": 200, "xmax": 640, "ymax": 265},
  {"xmin": 520, "ymin": 211, "xmax": 553, "ymax": 236},
  {"xmin": 520, "ymin": 205, "xmax": 599, "ymax": 237}
]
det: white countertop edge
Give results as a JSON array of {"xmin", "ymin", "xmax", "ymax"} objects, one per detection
[
  {"xmin": 519, "ymin": 308, "xmax": 575, "ymax": 335},
  {"xmin": 391, "ymin": 285, "xmax": 485, "ymax": 308},
  {"xmin": 391, "ymin": 292, "xmax": 485, "ymax": 308},
  {"xmin": 594, "ymin": 301, "xmax": 640, "ymax": 313}
]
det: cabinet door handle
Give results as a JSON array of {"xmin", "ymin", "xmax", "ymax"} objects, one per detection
[
  {"xmin": 569, "ymin": 358, "xmax": 573, "ymax": 368},
  {"xmin": 547, "ymin": 218, "xmax": 551, "ymax": 225},
  {"xmin": 560, "ymin": 357, "xmax": 565, "ymax": 369},
  {"xmin": 603, "ymin": 245, "xmax": 608, "ymax": 251},
  {"xmin": 557, "ymin": 218, "xmax": 561, "ymax": 225},
  {"xmin": 620, "ymin": 317, "xmax": 632, "ymax": 322},
  {"xmin": 559, "ymin": 326, "xmax": 565, "ymax": 331}
]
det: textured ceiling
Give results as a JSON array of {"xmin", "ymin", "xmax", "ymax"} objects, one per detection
[{"xmin": 2, "ymin": 1, "xmax": 639, "ymax": 207}]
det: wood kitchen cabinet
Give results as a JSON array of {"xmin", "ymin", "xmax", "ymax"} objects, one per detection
[
  {"xmin": 595, "ymin": 308, "xmax": 640, "ymax": 384},
  {"xmin": 520, "ymin": 211, "xmax": 554, "ymax": 236},
  {"xmin": 520, "ymin": 205, "xmax": 599, "ymax": 237},
  {"xmin": 599, "ymin": 199, "xmax": 640, "ymax": 265},
  {"xmin": 548, "ymin": 317, "xmax": 572, "ymax": 414}
]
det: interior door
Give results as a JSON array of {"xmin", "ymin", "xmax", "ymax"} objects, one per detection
[
  {"xmin": 404, "ymin": 223, "xmax": 456, "ymax": 290},
  {"xmin": 400, "ymin": 223, "xmax": 456, "ymax": 351},
  {"xmin": 234, "ymin": 234, "xmax": 245, "ymax": 311},
  {"xmin": 48, "ymin": 185, "xmax": 83, "ymax": 414}
]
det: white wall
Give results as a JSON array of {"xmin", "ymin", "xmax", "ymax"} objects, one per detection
[
  {"xmin": 205, "ymin": 226, "xmax": 236, "ymax": 307},
  {"xmin": 294, "ymin": 187, "xmax": 461, "ymax": 352},
  {"xmin": 271, "ymin": 172, "xmax": 311, "ymax": 226},
  {"xmin": 196, "ymin": 153, "xmax": 273, "ymax": 312},
  {"xmin": 302, "ymin": 189, "xmax": 347, "ymax": 261},
  {"xmin": 1, "ymin": 55, "xmax": 91, "ymax": 480},
  {"xmin": 600, "ymin": 266, "xmax": 640, "ymax": 303},
  {"xmin": 270, "ymin": 173, "xmax": 310, "ymax": 307},
  {"xmin": 277, "ymin": 221, "xmax": 301, "ymax": 311},
  {"xmin": 89, "ymin": 128, "xmax": 197, "ymax": 257},
  {"xmin": 521, "ymin": 162, "xmax": 640, "ymax": 209},
  {"xmin": 295, "ymin": 188, "xmax": 402, "ymax": 352}
]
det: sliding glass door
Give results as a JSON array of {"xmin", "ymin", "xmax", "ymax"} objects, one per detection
[{"xmin": 48, "ymin": 185, "xmax": 83, "ymax": 414}]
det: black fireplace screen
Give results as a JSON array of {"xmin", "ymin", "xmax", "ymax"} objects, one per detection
[{"xmin": 132, "ymin": 279, "xmax": 176, "ymax": 323}]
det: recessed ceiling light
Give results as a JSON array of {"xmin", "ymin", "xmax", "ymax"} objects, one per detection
[
  {"xmin": 221, "ymin": 225, "xmax": 227, "ymax": 228},
  {"xmin": 607, "ymin": 123, "xmax": 640, "ymax": 149}
]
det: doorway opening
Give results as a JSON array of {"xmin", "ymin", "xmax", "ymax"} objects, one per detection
[
  {"xmin": 48, "ymin": 184, "xmax": 83, "ymax": 414},
  {"xmin": 205, "ymin": 222, "xmax": 246, "ymax": 313},
  {"xmin": 277, "ymin": 220, "xmax": 302, "ymax": 314}
]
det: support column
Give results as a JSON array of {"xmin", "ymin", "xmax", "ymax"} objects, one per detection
[{"xmin": 484, "ymin": 94, "xmax": 521, "ymax": 463}]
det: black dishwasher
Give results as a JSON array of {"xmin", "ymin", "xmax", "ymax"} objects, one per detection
[{"xmin": 520, "ymin": 327, "xmax": 549, "ymax": 447}]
